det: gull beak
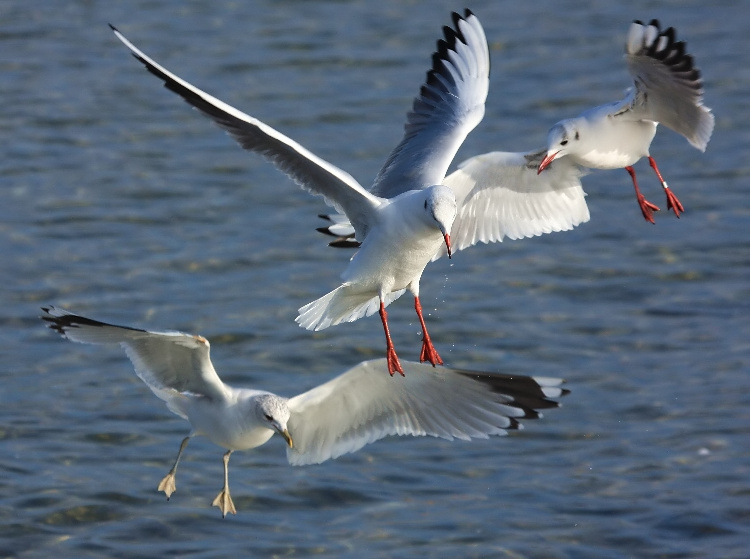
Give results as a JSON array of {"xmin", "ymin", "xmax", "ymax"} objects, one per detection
[
  {"xmin": 280, "ymin": 428, "xmax": 293, "ymax": 449},
  {"xmin": 444, "ymin": 233, "xmax": 452, "ymax": 259},
  {"xmin": 537, "ymin": 151, "xmax": 559, "ymax": 174}
]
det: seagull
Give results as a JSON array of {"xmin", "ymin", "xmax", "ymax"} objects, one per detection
[
  {"xmin": 41, "ymin": 306, "xmax": 568, "ymax": 517},
  {"xmin": 317, "ymin": 149, "xmax": 590, "ymax": 256},
  {"xmin": 110, "ymin": 10, "xmax": 490, "ymax": 376},
  {"xmin": 537, "ymin": 19, "xmax": 714, "ymax": 224}
]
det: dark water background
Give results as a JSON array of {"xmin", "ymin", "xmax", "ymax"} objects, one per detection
[{"xmin": 2, "ymin": 0, "xmax": 748, "ymax": 557}]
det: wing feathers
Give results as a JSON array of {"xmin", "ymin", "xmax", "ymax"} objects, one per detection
[
  {"xmin": 371, "ymin": 10, "xmax": 490, "ymax": 198},
  {"xmin": 41, "ymin": 307, "xmax": 227, "ymax": 404},
  {"xmin": 110, "ymin": 25, "xmax": 380, "ymax": 239},
  {"xmin": 285, "ymin": 359, "xmax": 566, "ymax": 465},
  {"xmin": 315, "ymin": 151, "xmax": 589, "ymax": 259},
  {"xmin": 625, "ymin": 19, "xmax": 714, "ymax": 150}
]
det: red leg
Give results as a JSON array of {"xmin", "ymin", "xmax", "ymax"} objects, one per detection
[
  {"xmin": 648, "ymin": 156, "xmax": 684, "ymax": 218},
  {"xmin": 625, "ymin": 165, "xmax": 659, "ymax": 224},
  {"xmin": 414, "ymin": 297, "xmax": 443, "ymax": 367},
  {"xmin": 379, "ymin": 302, "xmax": 404, "ymax": 376}
]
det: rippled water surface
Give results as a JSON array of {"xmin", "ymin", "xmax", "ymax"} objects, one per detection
[{"xmin": 3, "ymin": 1, "xmax": 749, "ymax": 557}]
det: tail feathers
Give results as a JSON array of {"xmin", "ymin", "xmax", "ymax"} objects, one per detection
[{"xmin": 296, "ymin": 285, "xmax": 406, "ymax": 331}]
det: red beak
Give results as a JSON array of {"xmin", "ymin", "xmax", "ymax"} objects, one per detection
[
  {"xmin": 444, "ymin": 233, "xmax": 452, "ymax": 259},
  {"xmin": 537, "ymin": 150, "xmax": 560, "ymax": 174}
]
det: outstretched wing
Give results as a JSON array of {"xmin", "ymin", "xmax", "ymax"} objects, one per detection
[
  {"xmin": 434, "ymin": 150, "xmax": 589, "ymax": 258},
  {"xmin": 624, "ymin": 19, "xmax": 714, "ymax": 150},
  {"xmin": 41, "ymin": 307, "xmax": 227, "ymax": 410},
  {"xmin": 314, "ymin": 151, "xmax": 589, "ymax": 259},
  {"xmin": 285, "ymin": 358, "xmax": 567, "ymax": 466},
  {"xmin": 371, "ymin": 10, "xmax": 490, "ymax": 198},
  {"xmin": 111, "ymin": 25, "xmax": 380, "ymax": 239}
]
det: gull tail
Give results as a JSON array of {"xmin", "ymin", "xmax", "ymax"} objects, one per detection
[{"xmin": 296, "ymin": 285, "xmax": 406, "ymax": 331}]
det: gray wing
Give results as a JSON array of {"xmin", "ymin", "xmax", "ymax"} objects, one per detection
[
  {"xmin": 111, "ymin": 25, "xmax": 380, "ymax": 240},
  {"xmin": 624, "ymin": 19, "xmax": 714, "ymax": 150},
  {"xmin": 41, "ymin": 307, "xmax": 227, "ymax": 408},
  {"xmin": 433, "ymin": 150, "xmax": 589, "ymax": 258},
  {"xmin": 370, "ymin": 10, "xmax": 490, "ymax": 198},
  {"xmin": 285, "ymin": 358, "xmax": 567, "ymax": 466}
]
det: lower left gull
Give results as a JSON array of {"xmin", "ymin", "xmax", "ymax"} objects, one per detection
[{"xmin": 41, "ymin": 306, "xmax": 568, "ymax": 517}]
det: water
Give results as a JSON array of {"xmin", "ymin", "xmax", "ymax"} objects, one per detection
[{"xmin": 2, "ymin": 0, "xmax": 749, "ymax": 557}]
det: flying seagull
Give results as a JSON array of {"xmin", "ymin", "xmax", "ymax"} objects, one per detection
[
  {"xmin": 538, "ymin": 19, "xmax": 714, "ymax": 223},
  {"xmin": 42, "ymin": 306, "xmax": 567, "ymax": 517},
  {"xmin": 110, "ymin": 10, "xmax": 490, "ymax": 375}
]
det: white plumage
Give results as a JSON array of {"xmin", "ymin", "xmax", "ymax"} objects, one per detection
[
  {"xmin": 42, "ymin": 306, "xmax": 567, "ymax": 515},
  {"xmin": 318, "ymin": 150, "xmax": 589, "ymax": 257},
  {"xmin": 111, "ymin": 10, "xmax": 490, "ymax": 375},
  {"xmin": 538, "ymin": 19, "xmax": 714, "ymax": 223}
]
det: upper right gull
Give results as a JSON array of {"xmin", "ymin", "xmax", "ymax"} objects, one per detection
[{"xmin": 538, "ymin": 19, "xmax": 715, "ymax": 223}]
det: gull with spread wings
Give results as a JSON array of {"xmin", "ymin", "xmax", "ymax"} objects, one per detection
[
  {"xmin": 42, "ymin": 306, "xmax": 567, "ymax": 517},
  {"xmin": 538, "ymin": 19, "xmax": 714, "ymax": 223},
  {"xmin": 111, "ymin": 10, "xmax": 490, "ymax": 375}
]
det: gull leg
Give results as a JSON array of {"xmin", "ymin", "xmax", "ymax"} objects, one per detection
[
  {"xmin": 379, "ymin": 302, "xmax": 404, "ymax": 377},
  {"xmin": 414, "ymin": 297, "xmax": 443, "ymax": 367},
  {"xmin": 625, "ymin": 166, "xmax": 660, "ymax": 224},
  {"xmin": 648, "ymin": 156, "xmax": 684, "ymax": 218},
  {"xmin": 157, "ymin": 435, "xmax": 191, "ymax": 500},
  {"xmin": 212, "ymin": 450, "xmax": 237, "ymax": 518}
]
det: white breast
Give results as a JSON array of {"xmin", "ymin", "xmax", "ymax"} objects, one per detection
[{"xmin": 573, "ymin": 117, "xmax": 658, "ymax": 169}]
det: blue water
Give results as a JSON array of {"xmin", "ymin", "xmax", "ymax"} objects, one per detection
[{"xmin": 3, "ymin": 0, "xmax": 749, "ymax": 557}]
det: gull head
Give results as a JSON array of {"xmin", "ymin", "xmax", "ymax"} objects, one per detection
[
  {"xmin": 256, "ymin": 394, "xmax": 293, "ymax": 448},
  {"xmin": 423, "ymin": 185, "xmax": 457, "ymax": 259},
  {"xmin": 538, "ymin": 120, "xmax": 580, "ymax": 174}
]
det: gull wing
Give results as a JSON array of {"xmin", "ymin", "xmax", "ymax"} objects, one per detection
[
  {"xmin": 41, "ymin": 307, "xmax": 227, "ymax": 410},
  {"xmin": 285, "ymin": 358, "xmax": 567, "ymax": 466},
  {"xmin": 111, "ymin": 25, "xmax": 380, "ymax": 239},
  {"xmin": 623, "ymin": 19, "xmax": 714, "ymax": 150},
  {"xmin": 314, "ymin": 151, "xmax": 589, "ymax": 258},
  {"xmin": 433, "ymin": 150, "xmax": 589, "ymax": 258},
  {"xmin": 371, "ymin": 10, "xmax": 490, "ymax": 198}
]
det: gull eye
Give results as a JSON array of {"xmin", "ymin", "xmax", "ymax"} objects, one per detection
[
  {"xmin": 424, "ymin": 200, "xmax": 428, "ymax": 209},
  {"xmin": 560, "ymin": 139, "xmax": 568, "ymax": 146},
  {"xmin": 264, "ymin": 414, "xmax": 273, "ymax": 422}
]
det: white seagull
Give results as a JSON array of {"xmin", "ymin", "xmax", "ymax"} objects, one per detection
[
  {"xmin": 110, "ymin": 10, "xmax": 490, "ymax": 376},
  {"xmin": 318, "ymin": 149, "xmax": 590, "ymax": 256},
  {"xmin": 537, "ymin": 19, "xmax": 714, "ymax": 223},
  {"xmin": 42, "ymin": 306, "xmax": 568, "ymax": 517}
]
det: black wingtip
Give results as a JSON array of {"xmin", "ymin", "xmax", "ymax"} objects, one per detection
[
  {"xmin": 40, "ymin": 307, "xmax": 72, "ymax": 336},
  {"xmin": 637, "ymin": 19, "xmax": 703, "ymax": 89},
  {"xmin": 328, "ymin": 239, "xmax": 362, "ymax": 249},
  {"xmin": 456, "ymin": 369, "xmax": 569, "ymax": 417},
  {"xmin": 419, "ymin": 10, "xmax": 475, "ymax": 102},
  {"xmin": 41, "ymin": 308, "xmax": 146, "ymax": 336},
  {"xmin": 315, "ymin": 226, "xmax": 337, "ymax": 237},
  {"xmin": 450, "ymin": 9, "xmax": 474, "ymax": 27},
  {"xmin": 451, "ymin": 11, "xmax": 462, "ymax": 29},
  {"xmin": 108, "ymin": 23, "xmax": 118, "ymax": 32},
  {"xmin": 315, "ymin": 221, "xmax": 360, "ymax": 248}
]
